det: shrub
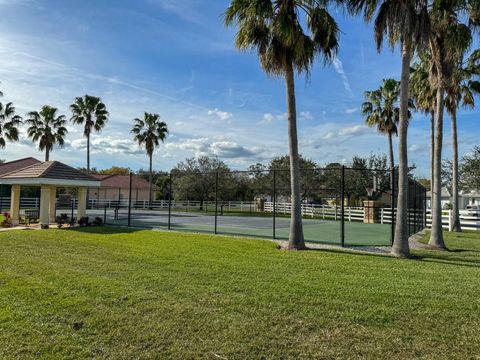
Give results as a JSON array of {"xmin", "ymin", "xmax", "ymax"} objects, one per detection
[
  {"xmin": 93, "ymin": 217, "xmax": 103, "ymax": 226},
  {"xmin": 1, "ymin": 212, "xmax": 13, "ymax": 228},
  {"xmin": 78, "ymin": 216, "xmax": 90, "ymax": 227}
]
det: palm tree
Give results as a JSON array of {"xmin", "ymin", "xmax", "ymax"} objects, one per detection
[
  {"xmin": 444, "ymin": 50, "xmax": 480, "ymax": 232},
  {"xmin": 26, "ymin": 106, "xmax": 68, "ymax": 161},
  {"xmin": 132, "ymin": 113, "xmax": 168, "ymax": 208},
  {"xmin": 410, "ymin": 56, "xmax": 437, "ymax": 195},
  {"xmin": 0, "ymin": 102, "xmax": 22, "ymax": 149},
  {"xmin": 70, "ymin": 95, "xmax": 109, "ymax": 173},
  {"xmin": 428, "ymin": 1, "xmax": 475, "ymax": 249},
  {"xmin": 348, "ymin": 0, "xmax": 430, "ymax": 258},
  {"xmin": 225, "ymin": 0, "xmax": 341, "ymax": 250},
  {"xmin": 362, "ymin": 79, "xmax": 405, "ymax": 175}
]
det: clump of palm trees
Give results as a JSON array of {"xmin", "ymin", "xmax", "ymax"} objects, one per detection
[
  {"xmin": 225, "ymin": 0, "xmax": 478, "ymax": 257},
  {"xmin": 357, "ymin": 0, "xmax": 479, "ymax": 255}
]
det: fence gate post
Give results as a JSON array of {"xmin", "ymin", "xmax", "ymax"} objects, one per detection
[
  {"xmin": 214, "ymin": 172, "xmax": 218, "ymax": 234},
  {"xmin": 390, "ymin": 169, "xmax": 395, "ymax": 246},
  {"xmin": 168, "ymin": 172, "xmax": 172, "ymax": 230},
  {"xmin": 273, "ymin": 169, "xmax": 276, "ymax": 240},
  {"xmin": 128, "ymin": 172, "xmax": 133, "ymax": 227},
  {"xmin": 448, "ymin": 209, "xmax": 453, "ymax": 232},
  {"xmin": 340, "ymin": 166, "xmax": 345, "ymax": 247}
]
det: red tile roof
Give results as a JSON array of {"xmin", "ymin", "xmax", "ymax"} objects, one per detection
[
  {"xmin": 93, "ymin": 174, "xmax": 152, "ymax": 189},
  {"xmin": 0, "ymin": 157, "xmax": 41, "ymax": 176}
]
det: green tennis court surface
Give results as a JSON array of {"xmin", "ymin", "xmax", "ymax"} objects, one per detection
[{"xmin": 88, "ymin": 209, "xmax": 392, "ymax": 246}]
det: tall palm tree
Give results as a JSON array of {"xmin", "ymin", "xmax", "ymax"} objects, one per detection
[
  {"xmin": 348, "ymin": 0, "xmax": 430, "ymax": 258},
  {"xmin": 410, "ymin": 56, "xmax": 437, "ymax": 195},
  {"xmin": 362, "ymin": 79, "xmax": 407, "ymax": 176},
  {"xmin": 444, "ymin": 50, "xmax": 480, "ymax": 232},
  {"xmin": 0, "ymin": 102, "xmax": 22, "ymax": 149},
  {"xmin": 428, "ymin": 1, "xmax": 475, "ymax": 249},
  {"xmin": 225, "ymin": 0, "xmax": 341, "ymax": 250},
  {"xmin": 70, "ymin": 95, "xmax": 109, "ymax": 173},
  {"xmin": 26, "ymin": 106, "xmax": 68, "ymax": 161},
  {"xmin": 132, "ymin": 113, "xmax": 168, "ymax": 208}
]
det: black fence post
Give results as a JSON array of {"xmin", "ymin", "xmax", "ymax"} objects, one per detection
[
  {"xmin": 168, "ymin": 172, "xmax": 172, "ymax": 230},
  {"xmin": 273, "ymin": 169, "xmax": 276, "ymax": 240},
  {"xmin": 128, "ymin": 172, "xmax": 133, "ymax": 227},
  {"xmin": 391, "ymin": 169, "xmax": 395, "ymax": 246},
  {"xmin": 214, "ymin": 171, "xmax": 218, "ymax": 234},
  {"xmin": 0, "ymin": 184, "xmax": 3, "ymax": 213},
  {"xmin": 71, "ymin": 195, "xmax": 75, "ymax": 222},
  {"xmin": 340, "ymin": 166, "xmax": 345, "ymax": 247},
  {"xmin": 104, "ymin": 202, "xmax": 107, "ymax": 225}
]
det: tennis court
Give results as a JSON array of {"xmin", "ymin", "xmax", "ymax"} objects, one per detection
[{"xmin": 87, "ymin": 208, "xmax": 392, "ymax": 246}]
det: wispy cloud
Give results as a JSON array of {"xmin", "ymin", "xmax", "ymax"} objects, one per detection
[
  {"xmin": 207, "ymin": 108, "xmax": 233, "ymax": 121},
  {"xmin": 332, "ymin": 57, "xmax": 353, "ymax": 95}
]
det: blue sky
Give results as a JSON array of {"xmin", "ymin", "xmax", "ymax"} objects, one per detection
[{"xmin": 0, "ymin": 0, "xmax": 478, "ymax": 176}]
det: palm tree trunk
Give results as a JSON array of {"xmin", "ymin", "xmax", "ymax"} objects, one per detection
[
  {"xmin": 86, "ymin": 134, "xmax": 90, "ymax": 173},
  {"xmin": 451, "ymin": 108, "xmax": 461, "ymax": 232},
  {"xmin": 285, "ymin": 60, "xmax": 305, "ymax": 250},
  {"xmin": 45, "ymin": 148, "xmax": 50, "ymax": 162},
  {"xmin": 429, "ymin": 85, "xmax": 447, "ymax": 249},
  {"xmin": 392, "ymin": 38, "xmax": 412, "ymax": 258},
  {"xmin": 388, "ymin": 131, "xmax": 395, "ymax": 192},
  {"xmin": 430, "ymin": 110, "xmax": 435, "ymax": 195},
  {"xmin": 149, "ymin": 153, "xmax": 153, "ymax": 209}
]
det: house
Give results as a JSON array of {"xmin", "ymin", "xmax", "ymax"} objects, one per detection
[
  {"xmin": 460, "ymin": 190, "xmax": 480, "ymax": 207},
  {"xmin": 426, "ymin": 187, "xmax": 479, "ymax": 210},
  {"xmin": 89, "ymin": 174, "xmax": 155, "ymax": 202}
]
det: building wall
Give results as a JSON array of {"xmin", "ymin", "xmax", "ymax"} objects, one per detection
[{"xmin": 89, "ymin": 187, "xmax": 152, "ymax": 202}]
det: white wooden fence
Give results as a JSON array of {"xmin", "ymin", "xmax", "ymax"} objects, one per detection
[
  {"xmin": 1, "ymin": 197, "xmax": 478, "ymax": 231},
  {"xmin": 426, "ymin": 210, "xmax": 480, "ymax": 231}
]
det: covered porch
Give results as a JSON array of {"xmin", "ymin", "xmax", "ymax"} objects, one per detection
[{"xmin": 0, "ymin": 161, "xmax": 100, "ymax": 226}]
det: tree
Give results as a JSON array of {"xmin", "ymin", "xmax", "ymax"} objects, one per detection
[
  {"xmin": 97, "ymin": 166, "xmax": 131, "ymax": 175},
  {"xmin": 0, "ymin": 102, "xmax": 22, "ymax": 149},
  {"xmin": 444, "ymin": 50, "xmax": 480, "ymax": 231},
  {"xmin": 70, "ymin": 95, "xmax": 109, "ymax": 173},
  {"xmin": 26, "ymin": 106, "xmax": 68, "ymax": 161},
  {"xmin": 428, "ymin": 1, "xmax": 476, "ymax": 249},
  {"xmin": 131, "ymin": 113, "xmax": 168, "ymax": 207},
  {"xmin": 225, "ymin": 0, "xmax": 341, "ymax": 250},
  {"xmin": 461, "ymin": 146, "xmax": 480, "ymax": 191},
  {"xmin": 411, "ymin": 54, "xmax": 437, "ymax": 194},
  {"xmin": 362, "ymin": 79, "xmax": 413, "ymax": 178},
  {"xmin": 348, "ymin": 0, "xmax": 430, "ymax": 258},
  {"xmin": 171, "ymin": 156, "xmax": 231, "ymax": 209}
]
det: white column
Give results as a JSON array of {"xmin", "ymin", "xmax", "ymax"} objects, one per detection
[
  {"xmin": 49, "ymin": 186, "xmax": 57, "ymax": 223},
  {"xmin": 39, "ymin": 186, "xmax": 51, "ymax": 225},
  {"xmin": 10, "ymin": 185, "xmax": 21, "ymax": 226},
  {"xmin": 77, "ymin": 187, "xmax": 88, "ymax": 219}
]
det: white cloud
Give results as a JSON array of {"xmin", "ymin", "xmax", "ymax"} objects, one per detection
[
  {"xmin": 262, "ymin": 112, "xmax": 287, "ymax": 124},
  {"xmin": 345, "ymin": 107, "xmax": 357, "ymax": 114},
  {"xmin": 332, "ymin": 57, "xmax": 353, "ymax": 95},
  {"xmin": 166, "ymin": 137, "xmax": 264, "ymax": 161},
  {"xmin": 300, "ymin": 111, "xmax": 313, "ymax": 121},
  {"xmin": 207, "ymin": 108, "xmax": 233, "ymax": 121},
  {"xmin": 338, "ymin": 124, "xmax": 369, "ymax": 137},
  {"xmin": 70, "ymin": 136, "xmax": 144, "ymax": 156}
]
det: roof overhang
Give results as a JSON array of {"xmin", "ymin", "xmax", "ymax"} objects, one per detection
[{"xmin": 0, "ymin": 178, "xmax": 101, "ymax": 187}]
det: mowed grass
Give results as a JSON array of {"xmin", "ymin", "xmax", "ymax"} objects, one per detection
[{"xmin": 0, "ymin": 228, "xmax": 479, "ymax": 359}]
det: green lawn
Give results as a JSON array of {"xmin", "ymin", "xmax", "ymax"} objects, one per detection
[{"xmin": 1, "ymin": 228, "xmax": 479, "ymax": 359}]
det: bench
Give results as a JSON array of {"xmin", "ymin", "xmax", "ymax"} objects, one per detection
[{"xmin": 25, "ymin": 209, "xmax": 40, "ymax": 221}]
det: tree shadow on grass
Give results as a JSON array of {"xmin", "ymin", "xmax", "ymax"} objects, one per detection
[
  {"xmin": 65, "ymin": 225, "xmax": 144, "ymax": 235},
  {"xmin": 310, "ymin": 247, "xmax": 480, "ymax": 269}
]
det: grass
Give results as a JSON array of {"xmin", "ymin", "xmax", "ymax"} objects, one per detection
[{"xmin": 0, "ymin": 228, "xmax": 479, "ymax": 359}]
